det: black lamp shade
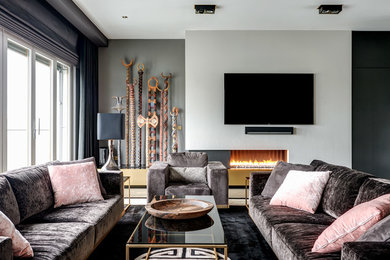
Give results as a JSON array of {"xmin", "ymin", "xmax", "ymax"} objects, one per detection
[{"xmin": 97, "ymin": 113, "xmax": 125, "ymax": 140}]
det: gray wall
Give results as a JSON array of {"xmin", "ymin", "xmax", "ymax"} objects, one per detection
[
  {"xmin": 98, "ymin": 39, "xmax": 185, "ymax": 166},
  {"xmin": 185, "ymin": 30, "xmax": 352, "ymax": 166}
]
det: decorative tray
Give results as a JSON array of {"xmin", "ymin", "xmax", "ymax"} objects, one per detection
[{"xmin": 145, "ymin": 198, "xmax": 214, "ymax": 220}]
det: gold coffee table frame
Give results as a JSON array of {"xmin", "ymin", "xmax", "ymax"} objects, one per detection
[{"xmin": 126, "ymin": 196, "xmax": 228, "ymax": 260}]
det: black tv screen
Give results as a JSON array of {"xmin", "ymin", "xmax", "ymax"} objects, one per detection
[{"xmin": 224, "ymin": 73, "xmax": 314, "ymax": 125}]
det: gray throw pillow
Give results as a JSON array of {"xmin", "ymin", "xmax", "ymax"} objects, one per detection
[
  {"xmin": 357, "ymin": 215, "xmax": 390, "ymax": 242},
  {"xmin": 169, "ymin": 167, "xmax": 207, "ymax": 184},
  {"xmin": 354, "ymin": 178, "xmax": 390, "ymax": 206},
  {"xmin": 261, "ymin": 161, "xmax": 314, "ymax": 198}
]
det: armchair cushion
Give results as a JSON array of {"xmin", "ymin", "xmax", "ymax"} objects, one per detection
[
  {"xmin": 168, "ymin": 152, "xmax": 208, "ymax": 167},
  {"xmin": 165, "ymin": 183, "xmax": 211, "ymax": 196},
  {"xmin": 207, "ymin": 161, "xmax": 229, "ymax": 206},
  {"xmin": 169, "ymin": 167, "xmax": 207, "ymax": 184}
]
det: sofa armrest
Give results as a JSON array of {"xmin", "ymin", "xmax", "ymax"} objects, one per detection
[
  {"xmin": 207, "ymin": 161, "xmax": 229, "ymax": 206},
  {"xmin": 0, "ymin": 236, "xmax": 12, "ymax": 260},
  {"xmin": 342, "ymin": 242, "xmax": 390, "ymax": 260},
  {"xmin": 99, "ymin": 170, "xmax": 123, "ymax": 196},
  {"xmin": 249, "ymin": 172, "xmax": 271, "ymax": 199},
  {"xmin": 147, "ymin": 162, "xmax": 169, "ymax": 202}
]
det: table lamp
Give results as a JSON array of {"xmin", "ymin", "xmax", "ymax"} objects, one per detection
[{"xmin": 97, "ymin": 113, "xmax": 124, "ymax": 171}]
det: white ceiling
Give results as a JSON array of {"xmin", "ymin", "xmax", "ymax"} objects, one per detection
[{"xmin": 73, "ymin": 0, "xmax": 390, "ymax": 39}]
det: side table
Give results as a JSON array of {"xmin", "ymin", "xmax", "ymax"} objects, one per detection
[
  {"xmin": 124, "ymin": 176, "xmax": 131, "ymax": 210},
  {"xmin": 245, "ymin": 177, "xmax": 250, "ymax": 210}
]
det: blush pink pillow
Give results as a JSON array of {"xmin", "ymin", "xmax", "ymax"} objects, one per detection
[
  {"xmin": 312, "ymin": 194, "xmax": 390, "ymax": 253},
  {"xmin": 48, "ymin": 162, "xmax": 104, "ymax": 208},
  {"xmin": 270, "ymin": 170, "xmax": 330, "ymax": 213},
  {"xmin": 0, "ymin": 211, "xmax": 33, "ymax": 257}
]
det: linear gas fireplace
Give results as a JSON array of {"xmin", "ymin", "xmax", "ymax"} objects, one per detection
[{"xmin": 230, "ymin": 150, "xmax": 288, "ymax": 169}]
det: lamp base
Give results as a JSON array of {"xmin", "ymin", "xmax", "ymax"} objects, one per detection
[{"xmin": 101, "ymin": 139, "xmax": 120, "ymax": 171}]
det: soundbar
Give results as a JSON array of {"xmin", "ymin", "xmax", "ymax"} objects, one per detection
[{"xmin": 245, "ymin": 127, "xmax": 294, "ymax": 135}]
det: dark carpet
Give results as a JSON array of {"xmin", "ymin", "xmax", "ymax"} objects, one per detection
[{"xmin": 88, "ymin": 206, "xmax": 277, "ymax": 260}]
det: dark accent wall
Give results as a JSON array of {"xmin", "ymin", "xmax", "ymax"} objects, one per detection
[{"xmin": 353, "ymin": 32, "xmax": 390, "ymax": 179}]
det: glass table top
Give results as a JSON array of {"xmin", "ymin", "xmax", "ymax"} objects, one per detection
[{"xmin": 127, "ymin": 195, "xmax": 226, "ymax": 245}]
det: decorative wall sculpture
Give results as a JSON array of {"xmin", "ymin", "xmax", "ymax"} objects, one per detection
[
  {"xmin": 119, "ymin": 57, "xmax": 179, "ymax": 168},
  {"xmin": 137, "ymin": 113, "xmax": 159, "ymax": 168}
]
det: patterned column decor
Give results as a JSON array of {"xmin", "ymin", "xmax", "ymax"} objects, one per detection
[
  {"xmin": 137, "ymin": 113, "xmax": 159, "ymax": 168},
  {"xmin": 158, "ymin": 73, "xmax": 172, "ymax": 161},
  {"xmin": 137, "ymin": 64, "xmax": 144, "ymax": 168},
  {"xmin": 121, "ymin": 58, "xmax": 133, "ymax": 166},
  {"xmin": 170, "ymin": 107, "xmax": 179, "ymax": 153},
  {"xmin": 112, "ymin": 96, "xmax": 125, "ymax": 167},
  {"xmin": 130, "ymin": 78, "xmax": 137, "ymax": 167},
  {"xmin": 147, "ymin": 77, "xmax": 159, "ymax": 166}
]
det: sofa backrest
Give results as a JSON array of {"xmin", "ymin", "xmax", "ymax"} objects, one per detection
[
  {"xmin": 0, "ymin": 163, "xmax": 54, "ymax": 222},
  {"xmin": 310, "ymin": 160, "xmax": 372, "ymax": 218},
  {"xmin": 168, "ymin": 152, "xmax": 208, "ymax": 167},
  {"xmin": 0, "ymin": 177, "xmax": 21, "ymax": 225},
  {"xmin": 354, "ymin": 178, "xmax": 390, "ymax": 206}
]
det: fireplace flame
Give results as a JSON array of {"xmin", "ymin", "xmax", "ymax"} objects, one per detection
[{"xmin": 230, "ymin": 159, "xmax": 278, "ymax": 169}]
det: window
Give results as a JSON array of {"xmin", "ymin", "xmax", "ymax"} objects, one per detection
[{"xmin": 0, "ymin": 32, "xmax": 73, "ymax": 171}]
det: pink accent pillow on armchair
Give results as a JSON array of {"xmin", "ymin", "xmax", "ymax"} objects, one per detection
[
  {"xmin": 0, "ymin": 211, "xmax": 33, "ymax": 257},
  {"xmin": 48, "ymin": 162, "xmax": 104, "ymax": 208},
  {"xmin": 312, "ymin": 194, "xmax": 390, "ymax": 253},
  {"xmin": 270, "ymin": 170, "xmax": 330, "ymax": 213}
]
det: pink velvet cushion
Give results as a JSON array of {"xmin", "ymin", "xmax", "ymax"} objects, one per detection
[
  {"xmin": 48, "ymin": 162, "xmax": 104, "ymax": 208},
  {"xmin": 270, "ymin": 170, "xmax": 330, "ymax": 213},
  {"xmin": 0, "ymin": 211, "xmax": 33, "ymax": 257},
  {"xmin": 312, "ymin": 194, "xmax": 390, "ymax": 253}
]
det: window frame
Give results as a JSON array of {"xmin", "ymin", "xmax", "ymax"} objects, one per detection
[{"xmin": 0, "ymin": 28, "xmax": 74, "ymax": 171}]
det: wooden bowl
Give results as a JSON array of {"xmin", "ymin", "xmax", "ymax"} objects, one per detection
[{"xmin": 145, "ymin": 199, "xmax": 214, "ymax": 220}]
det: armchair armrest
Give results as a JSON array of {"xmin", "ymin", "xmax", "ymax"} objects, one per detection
[
  {"xmin": 342, "ymin": 242, "xmax": 390, "ymax": 260},
  {"xmin": 207, "ymin": 161, "xmax": 229, "ymax": 206},
  {"xmin": 0, "ymin": 236, "xmax": 12, "ymax": 260},
  {"xmin": 147, "ymin": 162, "xmax": 169, "ymax": 202},
  {"xmin": 99, "ymin": 170, "xmax": 123, "ymax": 196},
  {"xmin": 249, "ymin": 172, "xmax": 271, "ymax": 199}
]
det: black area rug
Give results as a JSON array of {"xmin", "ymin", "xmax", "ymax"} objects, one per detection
[{"xmin": 88, "ymin": 206, "xmax": 277, "ymax": 260}]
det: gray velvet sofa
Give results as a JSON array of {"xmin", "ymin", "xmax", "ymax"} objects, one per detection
[
  {"xmin": 0, "ymin": 162, "xmax": 124, "ymax": 260},
  {"xmin": 147, "ymin": 152, "xmax": 229, "ymax": 207},
  {"xmin": 249, "ymin": 160, "xmax": 390, "ymax": 260}
]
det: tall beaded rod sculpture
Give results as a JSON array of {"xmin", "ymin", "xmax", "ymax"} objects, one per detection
[
  {"xmin": 137, "ymin": 113, "xmax": 158, "ymax": 168},
  {"xmin": 170, "ymin": 107, "xmax": 179, "ymax": 153},
  {"xmin": 112, "ymin": 96, "xmax": 125, "ymax": 167},
  {"xmin": 121, "ymin": 58, "xmax": 133, "ymax": 166},
  {"xmin": 137, "ymin": 64, "xmax": 144, "ymax": 168},
  {"xmin": 158, "ymin": 73, "xmax": 172, "ymax": 162},
  {"xmin": 147, "ymin": 77, "xmax": 159, "ymax": 165},
  {"xmin": 129, "ymin": 78, "xmax": 137, "ymax": 168}
]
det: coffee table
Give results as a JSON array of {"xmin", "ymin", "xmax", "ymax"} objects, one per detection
[{"xmin": 126, "ymin": 195, "xmax": 228, "ymax": 260}]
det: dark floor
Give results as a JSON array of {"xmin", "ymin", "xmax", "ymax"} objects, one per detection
[{"xmin": 88, "ymin": 206, "xmax": 277, "ymax": 260}]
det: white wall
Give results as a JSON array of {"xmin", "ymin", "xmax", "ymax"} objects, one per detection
[{"xmin": 185, "ymin": 30, "xmax": 352, "ymax": 166}]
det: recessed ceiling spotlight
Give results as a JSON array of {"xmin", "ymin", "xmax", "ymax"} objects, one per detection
[
  {"xmin": 122, "ymin": 15, "xmax": 128, "ymax": 19},
  {"xmin": 194, "ymin": 5, "xmax": 216, "ymax": 14},
  {"xmin": 318, "ymin": 5, "xmax": 342, "ymax": 14}
]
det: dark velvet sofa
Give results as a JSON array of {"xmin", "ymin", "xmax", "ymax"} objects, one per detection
[
  {"xmin": 249, "ymin": 160, "xmax": 390, "ymax": 260},
  {"xmin": 0, "ymin": 162, "xmax": 124, "ymax": 260}
]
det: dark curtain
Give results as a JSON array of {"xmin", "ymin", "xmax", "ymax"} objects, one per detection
[
  {"xmin": 0, "ymin": 0, "xmax": 79, "ymax": 65},
  {"xmin": 75, "ymin": 36, "xmax": 99, "ymax": 161}
]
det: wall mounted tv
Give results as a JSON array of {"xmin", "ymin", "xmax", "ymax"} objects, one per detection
[{"xmin": 224, "ymin": 73, "xmax": 314, "ymax": 125}]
